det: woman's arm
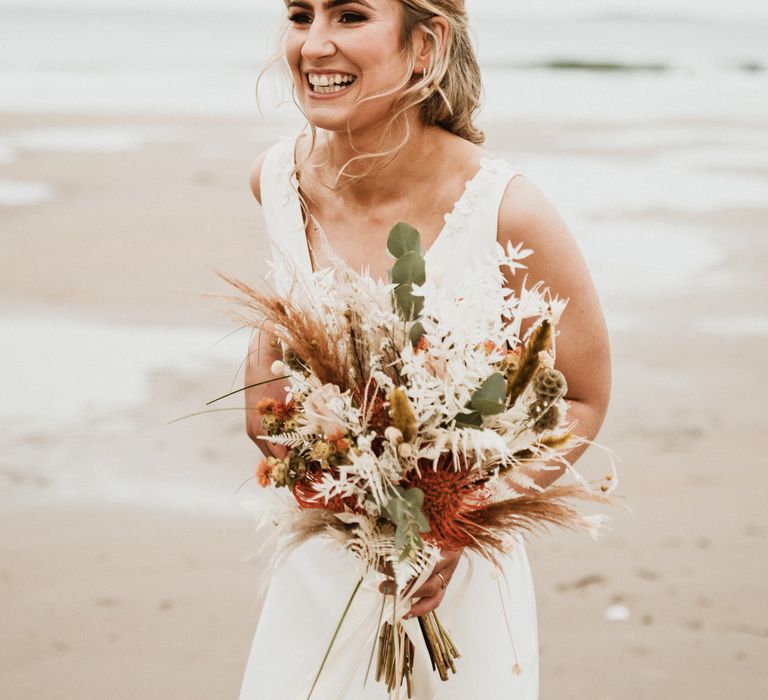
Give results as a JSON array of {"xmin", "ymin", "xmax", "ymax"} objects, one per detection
[
  {"xmin": 244, "ymin": 149, "xmax": 289, "ymax": 454},
  {"xmin": 497, "ymin": 176, "xmax": 612, "ymax": 491},
  {"xmin": 244, "ymin": 325, "xmax": 289, "ymax": 456}
]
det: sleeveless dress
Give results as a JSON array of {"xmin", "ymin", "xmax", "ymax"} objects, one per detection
[{"xmin": 239, "ymin": 137, "xmax": 540, "ymax": 700}]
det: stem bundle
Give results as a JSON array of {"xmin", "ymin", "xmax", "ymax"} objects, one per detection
[{"xmin": 375, "ymin": 612, "xmax": 459, "ymax": 697}]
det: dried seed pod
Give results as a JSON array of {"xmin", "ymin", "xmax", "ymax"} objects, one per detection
[
  {"xmin": 281, "ymin": 347, "xmax": 305, "ymax": 372},
  {"xmin": 261, "ymin": 414, "xmax": 280, "ymax": 434},
  {"xmin": 533, "ymin": 368, "xmax": 567, "ymax": 402},
  {"xmin": 269, "ymin": 458, "xmax": 289, "ymax": 487},
  {"xmin": 530, "ymin": 400, "xmax": 561, "ymax": 433}
]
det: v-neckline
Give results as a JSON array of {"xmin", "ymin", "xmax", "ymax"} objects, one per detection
[{"xmin": 288, "ymin": 140, "xmax": 490, "ymax": 277}]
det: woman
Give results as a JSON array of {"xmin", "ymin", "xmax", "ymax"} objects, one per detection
[{"xmin": 240, "ymin": 1, "xmax": 611, "ymax": 697}]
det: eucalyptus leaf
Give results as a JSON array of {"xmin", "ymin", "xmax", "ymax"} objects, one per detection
[
  {"xmin": 471, "ymin": 398, "xmax": 506, "ymax": 415},
  {"xmin": 403, "ymin": 487, "xmax": 424, "ymax": 508},
  {"xmin": 409, "ymin": 321, "xmax": 425, "ymax": 346},
  {"xmin": 387, "ymin": 222, "xmax": 422, "ymax": 258},
  {"xmin": 391, "ymin": 251, "xmax": 426, "ymax": 286},
  {"xmin": 393, "ymin": 284, "xmax": 424, "ymax": 321},
  {"xmin": 470, "ymin": 373, "xmax": 507, "ymax": 414},
  {"xmin": 455, "ymin": 410, "xmax": 483, "ymax": 427}
]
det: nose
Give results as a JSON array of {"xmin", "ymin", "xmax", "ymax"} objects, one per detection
[{"xmin": 300, "ymin": 19, "xmax": 337, "ymax": 62}]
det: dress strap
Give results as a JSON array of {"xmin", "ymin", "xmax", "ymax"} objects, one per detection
[
  {"xmin": 430, "ymin": 158, "xmax": 519, "ymax": 276},
  {"xmin": 259, "ymin": 136, "xmax": 313, "ymax": 293},
  {"xmin": 470, "ymin": 158, "xmax": 519, "ymax": 255}
]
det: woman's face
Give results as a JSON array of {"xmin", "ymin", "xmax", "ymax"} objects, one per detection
[{"xmin": 284, "ymin": 0, "xmax": 413, "ymax": 134}]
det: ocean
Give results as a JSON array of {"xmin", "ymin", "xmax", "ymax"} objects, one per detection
[{"xmin": 1, "ymin": 2, "xmax": 767, "ymax": 121}]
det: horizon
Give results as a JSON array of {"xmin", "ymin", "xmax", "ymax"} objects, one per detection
[{"xmin": 2, "ymin": 0, "xmax": 768, "ymax": 22}]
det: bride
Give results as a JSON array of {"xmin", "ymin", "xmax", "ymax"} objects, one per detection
[{"xmin": 240, "ymin": 1, "xmax": 611, "ymax": 698}]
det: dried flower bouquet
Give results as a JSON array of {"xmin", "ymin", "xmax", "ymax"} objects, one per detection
[{"xmin": 222, "ymin": 223, "xmax": 616, "ymax": 698}]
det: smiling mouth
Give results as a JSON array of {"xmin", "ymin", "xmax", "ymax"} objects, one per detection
[{"xmin": 307, "ymin": 73, "xmax": 358, "ymax": 95}]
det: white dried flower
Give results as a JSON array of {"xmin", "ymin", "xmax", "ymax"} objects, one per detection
[
  {"xmin": 356, "ymin": 435, "xmax": 372, "ymax": 452},
  {"xmin": 398, "ymin": 443, "xmax": 413, "ymax": 458},
  {"xmin": 384, "ymin": 427, "xmax": 403, "ymax": 444},
  {"xmin": 270, "ymin": 360, "xmax": 286, "ymax": 376}
]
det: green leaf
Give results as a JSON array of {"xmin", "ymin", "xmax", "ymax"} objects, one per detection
[
  {"xmin": 387, "ymin": 223, "xmax": 422, "ymax": 258},
  {"xmin": 414, "ymin": 511, "xmax": 430, "ymax": 533},
  {"xmin": 391, "ymin": 251, "xmax": 426, "ymax": 286},
  {"xmin": 403, "ymin": 487, "xmax": 424, "ymax": 508},
  {"xmin": 393, "ymin": 284, "xmax": 424, "ymax": 321},
  {"xmin": 409, "ymin": 321, "xmax": 425, "ymax": 346},
  {"xmin": 470, "ymin": 372, "xmax": 507, "ymax": 415},
  {"xmin": 455, "ymin": 410, "xmax": 483, "ymax": 427}
]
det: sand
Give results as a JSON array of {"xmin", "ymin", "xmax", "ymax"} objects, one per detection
[{"xmin": 2, "ymin": 110, "xmax": 767, "ymax": 699}]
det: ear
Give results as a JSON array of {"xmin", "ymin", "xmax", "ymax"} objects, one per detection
[{"xmin": 413, "ymin": 15, "xmax": 451, "ymax": 71}]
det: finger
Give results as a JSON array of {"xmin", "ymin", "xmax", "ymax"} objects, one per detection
[
  {"xmin": 406, "ymin": 592, "xmax": 444, "ymax": 619},
  {"xmin": 411, "ymin": 575, "xmax": 443, "ymax": 600},
  {"xmin": 433, "ymin": 550, "xmax": 462, "ymax": 574},
  {"xmin": 378, "ymin": 580, "xmax": 396, "ymax": 595}
]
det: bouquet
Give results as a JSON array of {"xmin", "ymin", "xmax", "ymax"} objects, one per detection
[{"xmin": 221, "ymin": 223, "xmax": 617, "ymax": 698}]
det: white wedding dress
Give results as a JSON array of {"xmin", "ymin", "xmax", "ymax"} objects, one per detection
[{"xmin": 239, "ymin": 136, "xmax": 540, "ymax": 700}]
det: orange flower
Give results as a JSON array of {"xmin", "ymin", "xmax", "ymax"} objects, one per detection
[
  {"xmin": 256, "ymin": 458, "xmax": 272, "ymax": 487},
  {"xmin": 329, "ymin": 431, "xmax": 350, "ymax": 454},
  {"xmin": 274, "ymin": 398, "xmax": 296, "ymax": 421},
  {"xmin": 293, "ymin": 472, "xmax": 355, "ymax": 513},
  {"xmin": 255, "ymin": 398, "xmax": 277, "ymax": 415},
  {"xmin": 407, "ymin": 462, "xmax": 486, "ymax": 550},
  {"xmin": 415, "ymin": 336, "xmax": 429, "ymax": 352}
]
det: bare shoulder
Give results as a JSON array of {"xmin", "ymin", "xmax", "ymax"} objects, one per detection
[
  {"xmin": 249, "ymin": 149, "xmax": 270, "ymax": 204},
  {"xmin": 497, "ymin": 174, "xmax": 611, "ymax": 410},
  {"xmin": 498, "ymin": 176, "xmax": 573, "ymax": 259},
  {"xmin": 497, "ymin": 175, "xmax": 593, "ymax": 298}
]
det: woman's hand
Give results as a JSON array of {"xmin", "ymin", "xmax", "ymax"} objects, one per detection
[{"xmin": 378, "ymin": 549, "xmax": 463, "ymax": 619}]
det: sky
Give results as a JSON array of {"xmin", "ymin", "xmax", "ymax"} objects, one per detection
[{"xmin": 2, "ymin": 0, "xmax": 768, "ymax": 21}]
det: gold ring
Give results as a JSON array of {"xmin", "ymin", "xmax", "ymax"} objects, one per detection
[{"xmin": 437, "ymin": 572, "xmax": 447, "ymax": 590}]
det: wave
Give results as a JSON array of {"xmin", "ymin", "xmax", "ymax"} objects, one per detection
[{"xmin": 483, "ymin": 59, "xmax": 764, "ymax": 74}]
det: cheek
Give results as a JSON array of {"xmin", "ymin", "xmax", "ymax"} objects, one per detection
[{"xmin": 284, "ymin": 38, "xmax": 303, "ymax": 74}]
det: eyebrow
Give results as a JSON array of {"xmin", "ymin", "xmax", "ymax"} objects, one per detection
[{"xmin": 286, "ymin": 0, "xmax": 374, "ymax": 10}]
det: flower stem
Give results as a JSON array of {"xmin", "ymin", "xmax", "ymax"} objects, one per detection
[
  {"xmin": 306, "ymin": 576, "xmax": 363, "ymax": 700},
  {"xmin": 364, "ymin": 593, "xmax": 387, "ymax": 687}
]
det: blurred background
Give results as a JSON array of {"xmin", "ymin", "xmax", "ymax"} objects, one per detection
[{"xmin": 1, "ymin": 0, "xmax": 766, "ymax": 697}]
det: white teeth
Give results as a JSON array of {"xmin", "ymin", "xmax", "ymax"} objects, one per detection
[{"xmin": 308, "ymin": 73, "xmax": 356, "ymax": 91}]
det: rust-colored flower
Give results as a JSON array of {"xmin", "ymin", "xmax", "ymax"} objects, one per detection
[
  {"xmin": 255, "ymin": 458, "xmax": 272, "ymax": 488},
  {"xmin": 293, "ymin": 471, "xmax": 357, "ymax": 514},
  {"xmin": 255, "ymin": 398, "xmax": 277, "ymax": 415},
  {"xmin": 274, "ymin": 398, "xmax": 297, "ymax": 421},
  {"xmin": 328, "ymin": 430, "xmax": 350, "ymax": 454},
  {"xmin": 407, "ymin": 463, "xmax": 486, "ymax": 550}
]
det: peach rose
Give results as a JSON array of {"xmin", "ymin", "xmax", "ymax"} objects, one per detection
[{"xmin": 304, "ymin": 383, "xmax": 346, "ymax": 436}]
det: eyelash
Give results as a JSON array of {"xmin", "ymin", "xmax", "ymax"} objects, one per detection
[{"xmin": 288, "ymin": 12, "xmax": 367, "ymax": 25}]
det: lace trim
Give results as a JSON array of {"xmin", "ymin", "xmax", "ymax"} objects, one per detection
[{"xmin": 440, "ymin": 157, "xmax": 517, "ymax": 242}]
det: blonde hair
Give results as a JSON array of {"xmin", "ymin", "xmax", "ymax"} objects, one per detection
[
  {"xmin": 259, "ymin": 0, "xmax": 483, "ymax": 190},
  {"xmin": 398, "ymin": 0, "xmax": 484, "ymax": 145}
]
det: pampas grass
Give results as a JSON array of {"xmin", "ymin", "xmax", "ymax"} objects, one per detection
[{"xmin": 218, "ymin": 272, "xmax": 353, "ymax": 392}]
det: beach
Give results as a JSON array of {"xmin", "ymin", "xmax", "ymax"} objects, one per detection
[
  {"xmin": 2, "ymin": 107, "xmax": 766, "ymax": 698},
  {"xmin": 2, "ymin": 2, "xmax": 768, "ymax": 697}
]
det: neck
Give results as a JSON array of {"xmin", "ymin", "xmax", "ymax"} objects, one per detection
[{"xmin": 314, "ymin": 114, "xmax": 444, "ymax": 206}]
